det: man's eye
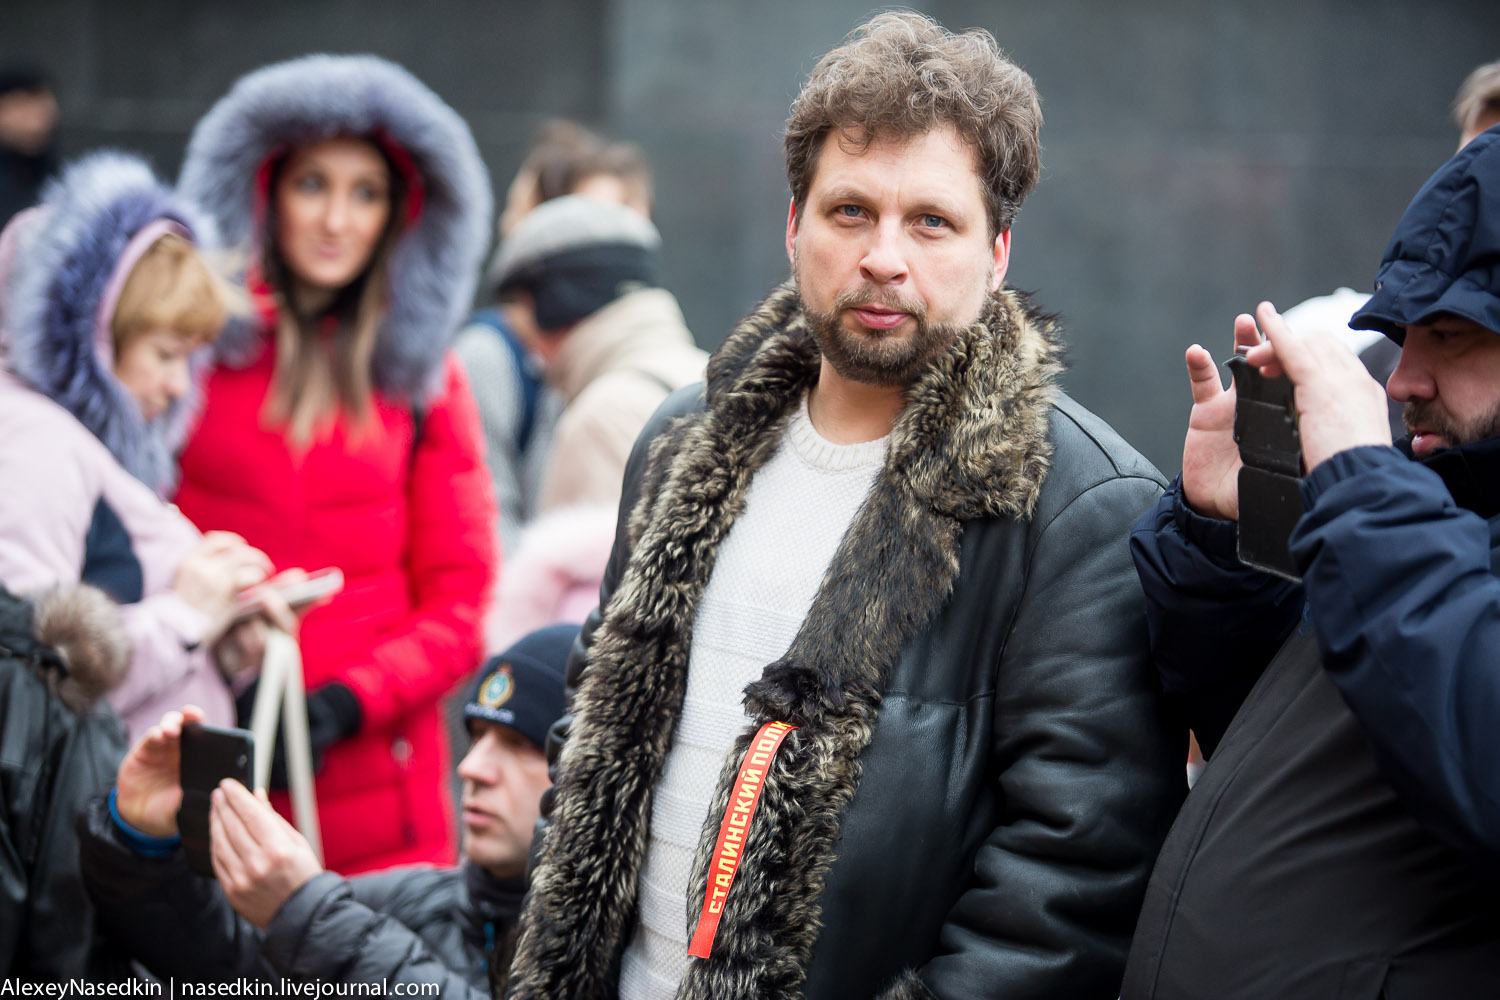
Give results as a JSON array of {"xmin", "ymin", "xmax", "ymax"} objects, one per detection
[
  {"xmin": 919, "ymin": 214, "xmax": 948, "ymax": 229},
  {"xmin": 836, "ymin": 204, "xmax": 863, "ymax": 219}
]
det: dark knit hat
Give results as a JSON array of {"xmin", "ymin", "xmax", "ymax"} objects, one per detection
[
  {"xmin": 488, "ymin": 194, "xmax": 660, "ymax": 330},
  {"xmin": 463, "ymin": 623, "xmax": 576, "ymax": 750}
]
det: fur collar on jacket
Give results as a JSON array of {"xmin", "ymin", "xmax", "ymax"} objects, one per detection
[
  {"xmin": 2, "ymin": 152, "xmax": 218, "ymax": 494},
  {"xmin": 508, "ymin": 282, "xmax": 1063, "ymax": 1000},
  {"xmin": 0, "ymin": 584, "xmax": 128, "ymax": 714},
  {"xmin": 178, "ymin": 54, "xmax": 492, "ymax": 403}
]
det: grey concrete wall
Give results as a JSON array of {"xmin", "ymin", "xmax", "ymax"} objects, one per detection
[{"xmin": 4, "ymin": 0, "xmax": 1496, "ymax": 473}]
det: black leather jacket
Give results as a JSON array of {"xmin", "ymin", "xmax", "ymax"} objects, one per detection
[
  {"xmin": 512, "ymin": 285, "xmax": 1186, "ymax": 1000},
  {"xmin": 0, "ymin": 587, "xmax": 130, "ymax": 980}
]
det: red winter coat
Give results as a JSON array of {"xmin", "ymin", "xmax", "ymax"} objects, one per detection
[{"xmin": 175, "ymin": 350, "xmax": 497, "ymax": 874}]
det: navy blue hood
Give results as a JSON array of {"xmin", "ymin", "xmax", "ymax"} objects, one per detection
[{"xmin": 1351, "ymin": 127, "xmax": 1500, "ymax": 343}]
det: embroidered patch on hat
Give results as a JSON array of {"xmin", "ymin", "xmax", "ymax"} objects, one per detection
[{"xmin": 480, "ymin": 665, "xmax": 515, "ymax": 709}]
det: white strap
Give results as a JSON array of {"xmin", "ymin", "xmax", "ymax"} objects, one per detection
[{"xmin": 247, "ymin": 627, "xmax": 323, "ymax": 863}]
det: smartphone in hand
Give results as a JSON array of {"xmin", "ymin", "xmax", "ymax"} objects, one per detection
[
  {"xmin": 1226, "ymin": 353, "xmax": 1303, "ymax": 580},
  {"xmin": 177, "ymin": 722, "xmax": 255, "ymax": 877},
  {"xmin": 227, "ymin": 567, "xmax": 344, "ymax": 628}
]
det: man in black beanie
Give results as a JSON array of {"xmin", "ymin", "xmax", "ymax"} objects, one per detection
[
  {"xmin": 0, "ymin": 66, "xmax": 58, "ymax": 229},
  {"xmin": 78, "ymin": 625, "xmax": 577, "ymax": 996},
  {"xmin": 490, "ymin": 194, "xmax": 706, "ymax": 515}
]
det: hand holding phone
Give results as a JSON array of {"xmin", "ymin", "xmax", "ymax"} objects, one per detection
[
  {"xmin": 226, "ymin": 567, "xmax": 344, "ymax": 630},
  {"xmin": 114, "ymin": 705, "xmax": 207, "ymax": 839},
  {"xmin": 178, "ymin": 722, "xmax": 255, "ymax": 877},
  {"xmin": 1226, "ymin": 352, "xmax": 1304, "ymax": 580}
]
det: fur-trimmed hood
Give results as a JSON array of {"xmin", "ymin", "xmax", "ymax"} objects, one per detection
[
  {"xmin": 0, "ymin": 583, "xmax": 129, "ymax": 714},
  {"xmin": 509, "ymin": 282, "xmax": 1069, "ymax": 1000},
  {"xmin": 1, "ymin": 152, "xmax": 218, "ymax": 494},
  {"xmin": 178, "ymin": 54, "xmax": 492, "ymax": 402}
]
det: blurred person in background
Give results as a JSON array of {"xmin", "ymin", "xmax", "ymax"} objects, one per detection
[
  {"xmin": 173, "ymin": 54, "xmax": 497, "ymax": 875},
  {"xmin": 1455, "ymin": 57, "xmax": 1500, "ymax": 148},
  {"xmin": 483, "ymin": 194, "xmax": 705, "ymax": 649},
  {"xmin": 456, "ymin": 119, "xmax": 654, "ymax": 561},
  {"xmin": 79, "ymin": 624, "xmax": 573, "ymax": 995},
  {"xmin": 2, "ymin": 582, "xmax": 131, "ymax": 980},
  {"xmin": 0, "ymin": 151, "xmax": 282, "ymax": 740},
  {"xmin": 489, "ymin": 194, "xmax": 705, "ymax": 516},
  {"xmin": 0, "ymin": 65, "xmax": 58, "ymax": 228},
  {"xmin": 497, "ymin": 119, "xmax": 651, "ymax": 240}
]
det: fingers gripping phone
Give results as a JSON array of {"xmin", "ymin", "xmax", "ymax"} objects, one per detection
[
  {"xmin": 1226, "ymin": 353, "xmax": 1304, "ymax": 581},
  {"xmin": 178, "ymin": 722, "xmax": 255, "ymax": 877},
  {"xmin": 227, "ymin": 567, "xmax": 344, "ymax": 628}
]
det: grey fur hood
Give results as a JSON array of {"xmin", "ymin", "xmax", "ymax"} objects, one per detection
[
  {"xmin": 0, "ymin": 583, "xmax": 129, "ymax": 714},
  {"xmin": 0, "ymin": 151, "xmax": 218, "ymax": 494},
  {"xmin": 178, "ymin": 54, "xmax": 492, "ymax": 402}
]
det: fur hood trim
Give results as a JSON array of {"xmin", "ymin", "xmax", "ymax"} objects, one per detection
[
  {"xmin": 2, "ymin": 152, "xmax": 219, "ymax": 494},
  {"xmin": 509, "ymin": 283, "xmax": 1063, "ymax": 999},
  {"xmin": 0, "ymin": 584, "xmax": 129, "ymax": 714},
  {"xmin": 179, "ymin": 54, "xmax": 492, "ymax": 402}
]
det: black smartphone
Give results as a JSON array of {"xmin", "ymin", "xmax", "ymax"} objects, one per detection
[
  {"xmin": 177, "ymin": 722, "xmax": 255, "ymax": 877},
  {"xmin": 1226, "ymin": 353, "xmax": 1304, "ymax": 580}
]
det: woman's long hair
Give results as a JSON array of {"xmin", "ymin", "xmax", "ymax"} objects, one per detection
[{"xmin": 260, "ymin": 143, "xmax": 407, "ymax": 446}]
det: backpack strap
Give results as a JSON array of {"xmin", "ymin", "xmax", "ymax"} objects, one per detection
[{"xmin": 470, "ymin": 308, "xmax": 543, "ymax": 453}]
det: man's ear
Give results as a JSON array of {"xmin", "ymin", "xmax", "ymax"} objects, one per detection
[
  {"xmin": 989, "ymin": 228, "xmax": 1012, "ymax": 292},
  {"xmin": 785, "ymin": 199, "xmax": 799, "ymax": 268}
]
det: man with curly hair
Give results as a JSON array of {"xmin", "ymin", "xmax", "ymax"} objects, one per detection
[{"xmin": 506, "ymin": 13, "xmax": 1184, "ymax": 1000}]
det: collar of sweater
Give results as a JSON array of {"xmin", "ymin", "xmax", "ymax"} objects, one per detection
[{"xmin": 549, "ymin": 287, "xmax": 694, "ymax": 402}]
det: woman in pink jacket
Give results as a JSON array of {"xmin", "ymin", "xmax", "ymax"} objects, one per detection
[
  {"xmin": 0, "ymin": 151, "xmax": 274, "ymax": 739},
  {"xmin": 174, "ymin": 55, "xmax": 498, "ymax": 874}
]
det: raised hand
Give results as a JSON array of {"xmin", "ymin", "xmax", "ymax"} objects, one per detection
[
  {"xmin": 1242, "ymin": 301, "xmax": 1392, "ymax": 470},
  {"xmin": 210, "ymin": 779, "xmax": 323, "ymax": 929},
  {"xmin": 174, "ymin": 532, "xmax": 273, "ymax": 622},
  {"xmin": 114, "ymin": 705, "xmax": 206, "ymax": 838},
  {"xmin": 1180, "ymin": 316, "xmax": 1264, "ymax": 521}
]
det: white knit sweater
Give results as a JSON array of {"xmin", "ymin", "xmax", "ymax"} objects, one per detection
[{"xmin": 618, "ymin": 395, "xmax": 888, "ymax": 999}]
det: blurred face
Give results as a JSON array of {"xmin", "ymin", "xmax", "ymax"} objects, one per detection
[
  {"xmin": 1460, "ymin": 107, "xmax": 1500, "ymax": 149},
  {"xmin": 787, "ymin": 125, "xmax": 1008, "ymax": 388},
  {"xmin": 1388, "ymin": 315, "xmax": 1500, "ymax": 456},
  {"xmin": 273, "ymin": 137, "xmax": 392, "ymax": 294},
  {"xmin": 0, "ymin": 89, "xmax": 59, "ymax": 156},
  {"xmin": 457, "ymin": 720, "xmax": 551, "ymax": 877},
  {"xmin": 113, "ymin": 329, "xmax": 195, "ymax": 421},
  {"xmin": 498, "ymin": 166, "xmax": 541, "ymax": 239}
]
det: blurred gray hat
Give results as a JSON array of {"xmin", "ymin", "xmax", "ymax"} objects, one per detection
[{"xmin": 488, "ymin": 194, "xmax": 660, "ymax": 295}]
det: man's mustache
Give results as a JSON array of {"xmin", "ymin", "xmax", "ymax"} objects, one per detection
[{"xmin": 832, "ymin": 285, "xmax": 928, "ymax": 323}]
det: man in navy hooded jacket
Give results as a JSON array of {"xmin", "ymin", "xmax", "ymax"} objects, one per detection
[{"xmin": 1121, "ymin": 127, "xmax": 1500, "ymax": 999}]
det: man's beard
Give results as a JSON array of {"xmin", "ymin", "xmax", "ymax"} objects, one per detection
[
  {"xmin": 800, "ymin": 283, "xmax": 970, "ymax": 388},
  {"xmin": 1404, "ymin": 398, "xmax": 1500, "ymax": 449}
]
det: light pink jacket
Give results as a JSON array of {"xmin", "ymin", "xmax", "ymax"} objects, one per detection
[{"xmin": 0, "ymin": 372, "xmax": 233, "ymax": 737}]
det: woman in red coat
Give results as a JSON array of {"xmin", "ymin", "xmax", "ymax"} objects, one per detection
[{"xmin": 175, "ymin": 55, "xmax": 497, "ymax": 874}]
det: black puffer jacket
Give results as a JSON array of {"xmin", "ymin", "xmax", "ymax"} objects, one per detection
[
  {"xmin": 0, "ymin": 584, "xmax": 130, "ymax": 979},
  {"xmin": 508, "ymin": 285, "xmax": 1186, "ymax": 1000},
  {"xmin": 78, "ymin": 798, "xmax": 523, "ymax": 995}
]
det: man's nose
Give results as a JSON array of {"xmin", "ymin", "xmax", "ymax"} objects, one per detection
[
  {"xmin": 859, "ymin": 220, "xmax": 909, "ymax": 285},
  {"xmin": 1386, "ymin": 341, "xmax": 1434, "ymax": 403}
]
